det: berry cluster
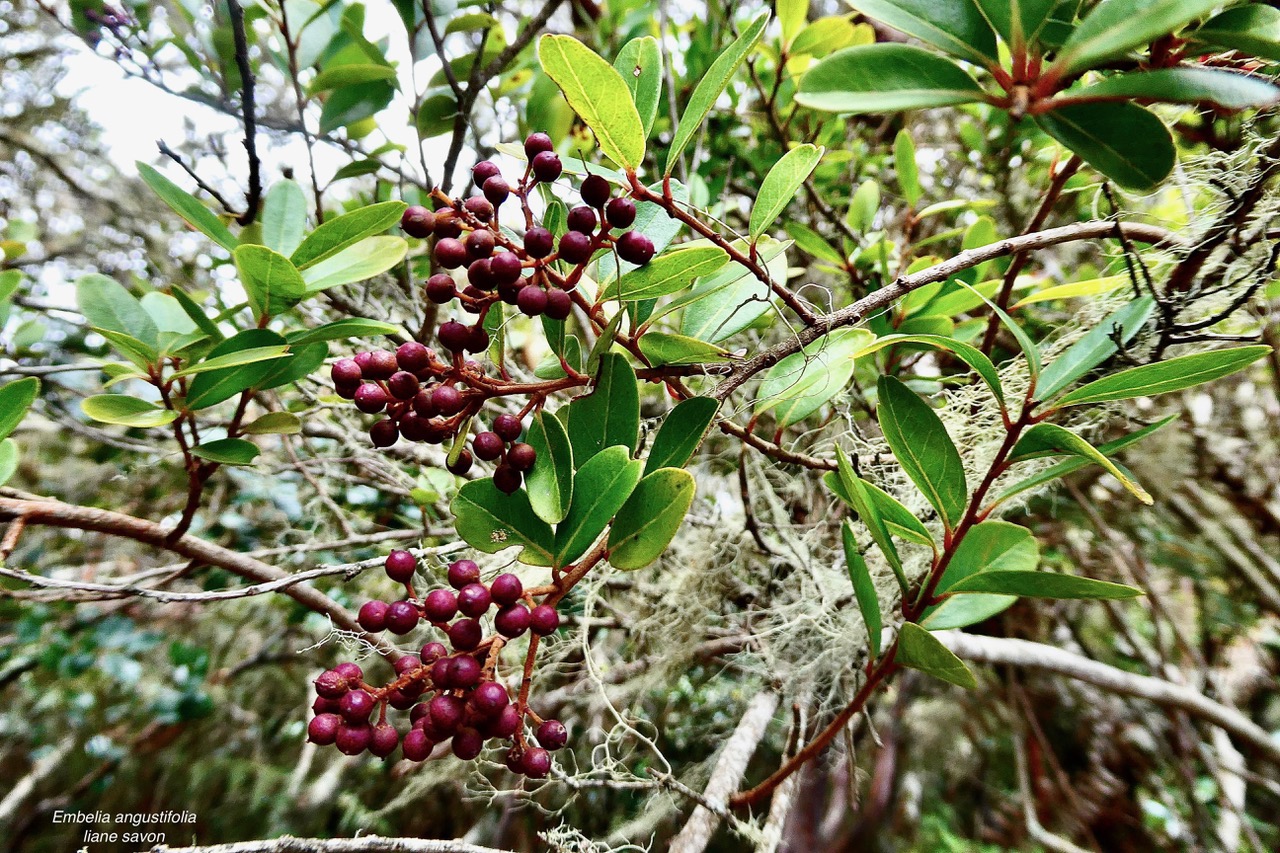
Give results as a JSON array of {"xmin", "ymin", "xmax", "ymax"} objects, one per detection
[{"xmin": 307, "ymin": 551, "xmax": 566, "ymax": 777}]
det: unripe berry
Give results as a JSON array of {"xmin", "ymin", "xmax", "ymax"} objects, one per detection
[
  {"xmin": 387, "ymin": 371, "xmax": 420, "ymax": 401},
  {"xmin": 567, "ymin": 205, "xmax": 597, "ymax": 233},
  {"xmin": 524, "ymin": 226, "xmax": 554, "ymax": 258},
  {"xmin": 471, "ymin": 681, "xmax": 509, "ymax": 715},
  {"xmin": 490, "ymin": 251, "xmax": 522, "ymax": 285},
  {"xmin": 447, "ymin": 449, "xmax": 473, "ymax": 475},
  {"xmin": 339, "ymin": 689, "xmax": 374, "ymax": 723},
  {"xmin": 402, "ymin": 728, "xmax": 433, "ymax": 761},
  {"xmin": 429, "ymin": 694, "xmax": 466, "ymax": 733},
  {"xmin": 370, "ymin": 419, "xmax": 399, "ymax": 447},
  {"xmin": 537, "ymin": 719, "xmax": 568, "ymax": 750},
  {"xmin": 457, "ymin": 583, "xmax": 492, "ymax": 617},
  {"xmin": 482, "ymin": 175, "xmax": 510, "ymax": 205},
  {"xmin": 473, "ymin": 160, "xmax": 501, "ymax": 185},
  {"xmin": 617, "ymin": 231, "xmax": 655, "ymax": 265},
  {"xmin": 401, "ymin": 205, "xmax": 436, "ymax": 238},
  {"xmin": 558, "ymin": 231, "xmax": 593, "ymax": 265},
  {"xmin": 354, "ymin": 383, "xmax": 387, "ymax": 414},
  {"xmin": 331, "ymin": 358, "xmax": 363, "ymax": 385},
  {"xmin": 493, "ymin": 464, "xmax": 521, "ymax": 494},
  {"xmin": 463, "ymin": 195, "xmax": 494, "ymax": 222},
  {"xmin": 386, "ymin": 600, "xmax": 419, "ymax": 634},
  {"xmin": 423, "ymin": 588, "xmax": 458, "ymax": 623},
  {"xmin": 491, "ymin": 573, "xmax": 523, "ymax": 605},
  {"xmin": 466, "ymin": 229, "xmax": 495, "ymax": 259},
  {"xmin": 545, "ymin": 288, "xmax": 572, "ymax": 321},
  {"xmin": 370, "ymin": 723, "xmax": 399, "ymax": 757},
  {"xmin": 385, "ymin": 549, "xmax": 417, "ymax": 583},
  {"xmin": 432, "ymin": 385, "xmax": 464, "ymax": 416},
  {"xmin": 308, "ymin": 713, "xmax": 341, "ymax": 745},
  {"xmin": 507, "ymin": 443, "xmax": 537, "ymax": 472},
  {"xmin": 493, "ymin": 414, "xmax": 522, "ymax": 442},
  {"xmin": 452, "ymin": 727, "xmax": 484, "ymax": 760},
  {"xmin": 448, "ymin": 618, "xmax": 483, "ymax": 651},
  {"xmin": 396, "ymin": 341, "xmax": 431, "ymax": 373},
  {"xmin": 438, "ymin": 320, "xmax": 471, "ymax": 353},
  {"xmin": 448, "ymin": 560, "xmax": 481, "ymax": 589},
  {"xmin": 495, "ymin": 603, "xmax": 531, "ymax": 638},
  {"xmin": 606, "ymin": 197, "xmax": 637, "ymax": 228},
  {"xmin": 436, "ymin": 237, "xmax": 469, "ymax": 269},
  {"xmin": 530, "ymin": 604, "xmax": 560, "ymax": 636},
  {"xmin": 314, "ymin": 669, "xmax": 348, "ymax": 699},
  {"xmin": 366, "ymin": 350, "xmax": 398, "ymax": 380},
  {"xmin": 524, "ymin": 131, "xmax": 554, "ymax": 158},
  {"xmin": 532, "ymin": 151, "xmax": 562, "ymax": 183},
  {"xmin": 517, "ymin": 284, "xmax": 548, "ymax": 316},
  {"xmin": 425, "ymin": 273, "xmax": 457, "ymax": 304},
  {"xmin": 473, "ymin": 431, "xmax": 504, "ymax": 461},
  {"xmin": 358, "ymin": 600, "xmax": 389, "ymax": 632},
  {"xmin": 523, "ymin": 747, "xmax": 551, "ymax": 778},
  {"xmin": 581, "ymin": 174, "xmax": 611, "ymax": 208},
  {"xmin": 336, "ymin": 723, "xmax": 373, "ymax": 755},
  {"xmin": 448, "ymin": 654, "xmax": 482, "ymax": 688}
]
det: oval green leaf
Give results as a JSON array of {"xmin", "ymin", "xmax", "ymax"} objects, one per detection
[
  {"xmin": 1066, "ymin": 68, "xmax": 1280, "ymax": 111},
  {"xmin": 846, "ymin": 0, "xmax": 998, "ymax": 65},
  {"xmin": 450, "ymin": 479, "xmax": 555, "ymax": 566},
  {"xmin": 1035, "ymin": 101, "xmax": 1175, "ymax": 192},
  {"xmin": 566, "ymin": 352, "xmax": 640, "ymax": 465},
  {"xmin": 76, "ymin": 274, "xmax": 159, "ymax": 349},
  {"xmin": 876, "ymin": 376, "xmax": 968, "ymax": 528},
  {"xmin": 1010, "ymin": 422, "xmax": 1152, "ymax": 505},
  {"xmin": 895, "ymin": 622, "xmax": 977, "ymax": 689},
  {"xmin": 841, "ymin": 521, "xmax": 883, "ymax": 657},
  {"xmin": 291, "ymin": 201, "xmax": 407, "ymax": 269},
  {"xmin": 260, "ymin": 179, "xmax": 308, "ymax": 257},
  {"xmin": 614, "ymin": 36, "xmax": 663, "ymax": 137},
  {"xmin": 136, "ymin": 162, "xmax": 237, "ymax": 252},
  {"xmin": 234, "ymin": 244, "xmax": 308, "ymax": 320},
  {"xmin": 526, "ymin": 410, "xmax": 575, "ymax": 525},
  {"xmin": 946, "ymin": 570, "xmax": 1143, "ymax": 600},
  {"xmin": 1051, "ymin": 0, "xmax": 1220, "ymax": 76},
  {"xmin": 190, "ymin": 437, "xmax": 260, "ymax": 465},
  {"xmin": 796, "ymin": 44, "xmax": 987, "ymax": 114},
  {"xmin": 750, "ymin": 144, "xmax": 824, "ymax": 240},
  {"xmin": 81, "ymin": 394, "xmax": 178, "ymax": 428},
  {"xmin": 554, "ymin": 446, "xmax": 643, "ymax": 567},
  {"xmin": 0, "ymin": 377, "xmax": 40, "ymax": 441},
  {"xmin": 608, "ymin": 467, "xmax": 695, "ymax": 570},
  {"xmin": 637, "ymin": 332, "xmax": 732, "ymax": 367},
  {"xmin": 645, "ymin": 396, "xmax": 720, "ymax": 475},
  {"xmin": 300, "ymin": 236, "xmax": 407, "ymax": 292},
  {"xmin": 1192, "ymin": 5, "xmax": 1280, "ymax": 62},
  {"xmin": 1051, "ymin": 346, "xmax": 1270, "ymax": 408},
  {"xmin": 537, "ymin": 34, "xmax": 645, "ymax": 170},
  {"xmin": 601, "ymin": 246, "xmax": 729, "ymax": 301}
]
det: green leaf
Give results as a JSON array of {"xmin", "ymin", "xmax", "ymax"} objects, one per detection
[
  {"xmin": 300, "ymin": 236, "xmax": 406, "ymax": 292},
  {"xmin": 1036, "ymin": 101, "xmax": 1174, "ymax": 192},
  {"xmin": 566, "ymin": 353, "xmax": 640, "ymax": 464},
  {"xmin": 170, "ymin": 287, "xmax": 224, "ymax": 343},
  {"xmin": 1010, "ymin": 422, "xmax": 1152, "ymax": 504},
  {"xmin": 1066, "ymin": 68, "xmax": 1280, "ymax": 110},
  {"xmin": 785, "ymin": 221, "xmax": 845, "ymax": 265},
  {"xmin": 751, "ymin": 144, "xmax": 824, "ymax": 240},
  {"xmin": 185, "ymin": 330, "xmax": 290, "ymax": 410},
  {"xmin": 242, "ymin": 411, "xmax": 302, "ymax": 435},
  {"xmin": 537, "ymin": 34, "xmax": 646, "ymax": 170},
  {"xmin": 260, "ymin": 180, "xmax": 308, "ymax": 256},
  {"xmin": 856, "ymin": 333, "xmax": 1005, "ymax": 409},
  {"xmin": 614, "ymin": 36, "xmax": 663, "ymax": 137},
  {"xmin": 955, "ymin": 279, "xmax": 1041, "ymax": 378},
  {"xmin": 415, "ymin": 90, "xmax": 458, "ymax": 139},
  {"xmin": 234, "ymin": 245, "xmax": 308, "ymax": 320},
  {"xmin": 946, "ymin": 570, "xmax": 1143, "ymax": 599},
  {"xmin": 1192, "ymin": 5, "xmax": 1280, "ymax": 62},
  {"xmin": 0, "ymin": 438, "xmax": 17, "ymax": 487},
  {"xmin": 94, "ymin": 329, "xmax": 158, "ymax": 371},
  {"xmin": 645, "ymin": 396, "xmax": 719, "ymax": 475},
  {"xmin": 876, "ymin": 376, "xmax": 968, "ymax": 529},
  {"xmin": 842, "ymin": 521, "xmax": 883, "ymax": 657},
  {"xmin": 171, "ymin": 345, "xmax": 290, "ymax": 378},
  {"xmin": 665, "ymin": 11, "xmax": 768, "ymax": 175},
  {"xmin": 996, "ymin": 415, "xmax": 1177, "ymax": 504},
  {"xmin": 286, "ymin": 318, "xmax": 402, "ymax": 345},
  {"xmin": 76, "ymin": 274, "xmax": 159, "ymax": 349},
  {"xmin": 923, "ymin": 520, "xmax": 1036, "ymax": 629},
  {"xmin": 1051, "ymin": 346, "xmax": 1270, "ymax": 407},
  {"xmin": 779, "ymin": 0, "xmax": 809, "ymax": 46},
  {"xmin": 845, "ymin": 0, "xmax": 998, "ymax": 64},
  {"xmin": 791, "ymin": 16, "xmax": 862, "ymax": 58},
  {"xmin": 141, "ymin": 292, "xmax": 198, "ymax": 336},
  {"xmin": 895, "ymin": 622, "xmax": 977, "ymax": 689},
  {"xmin": 601, "ymin": 246, "xmax": 730, "ymax": 301},
  {"xmin": 291, "ymin": 201, "xmax": 407, "ymax": 269},
  {"xmin": 796, "ymin": 44, "xmax": 987, "ymax": 114},
  {"xmin": 0, "ymin": 377, "xmax": 40, "ymax": 441},
  {"xmin": 318, "ymin": 80, "xmax": 394, "ymax": 134},
  {"xmin": 308, "ymin": 63, "xmax": 397, "ymax": 92},
  {"xmin": 136, "ymin": 162, "xmax": 237, "ymax": 252},
  {"xmin": 190, "ymin": 437, "xmax": 260, "ymax": 465},
  {"xmin": 1012, "ymin": 274, "xmax": 1132, "ymax": 308},
  {"xmin": 1037, "ymin": 297, "xmax": 1154, "ymax": 400},
  {"xmin": 825, "ymin": 470, "xmax": 936, "ymax": 550},
  {"xmin": 1051, "ymin": 0, "xmax": 1221, "ymax": 76},
  {"xmin": 450, "ymin": 479, "xmax": 556, "ymax": 566},
  {"xmin": 974, "ymin": 0, "xmax": 1056, "ymax": 49},
  {"xmin": 256, "ymin": 342, "xmax": 325, "ymax": 391},
  {"xmin": 525, "ymin": 411, "xmax": 574, "ymax": 525},
  {"xmin": 895, "ymin": 130, "xmax": 922, "ymax": 207},
  {"xmin": 638, "ymin": 332, "xmax": 732, "ymax": 367},
  {"xmin": 680, "ymin": 237, "xmax": 790, "ymax": 342},
  {"xmin": 755, "ymin": 328, "xmax": 874, "ymax": 426},
  {"xmin": 608, "ymin": 467, "xmax": 696, "ymax": 569},
  {"xmin": 554, "ymin": 446, "xmax": 643, "ymax": 567},
  {"xmin": 835, "ymin": 448, "xmax": 905, "ymax": 582},
  {"xmin": 81, "ymin": 394, "xmax": 178, "ymax": 428}
]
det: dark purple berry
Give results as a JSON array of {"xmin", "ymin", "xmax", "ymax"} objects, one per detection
[
  {"xmin": 385, "ymin": 549, "xmax": 417, "ymax": 583},
  {"xmin": 424, "ymin": 589, "xmax": 458, "ymax": 623},
  {"xmin": 358, "ymin": 600, "xmax": 389, "ymax": 632},
  {"xmin": 366, "ymin": 350, "xmax": 398, "ymax": 380},
  {"xmin": 336, "ymin": 723, "xmax": 373, "ymax": 755},
  {"xmin": 396, "ymin": 341, "xmax": 431, "ymax": 373},
  {"xmin": 558, "ymin": 231, "xmax": 592, "ymax": 265},
  {"xmin": 434, "ymin": 208, "xmax": 463, "ymax": 239},
  {"xmin": 545, "ymin": 289, "xmax": 572, "ymax": 321},
  {"xmin": 489, "ymin": 705, "xmax": 521, "ymax": 739},
  {"xmin": 464, "ymin": 195, "xmax": 495, "ymax": 222},
  {"xmin": 466, "ymin": 325, "xmax": 490, "ymax": 354},
  {"xmin": 353, "ymin": 352, "xmax": 374, "ymax": 372},
  {"xmin": 314, "ymin": 669, "xmax": 348, "ymax": 699},
  {"xmin": 473, "ymin": 160, "xmax": 501, "ymax": 185},
  {"xmin": 335, "ymin": 378, "xmax": 361, "ymax": 400},
  {"xmin": 507, "ymin": 442, "xmax": 536, "ymax": 472},
  {"xmin": 430, "ymin": 657, "xmax": 452, "ymax": 689},
  {"xmin": 536, "ymin": 719, "xmax": 568, "ymax": 750},
  {"xmin": 423, "ymin": 418, "xmax": 452, "ymax": 444},
  {"xmin": 413, "ymin": 390, "xmax": 438, "ymax": 417},
  {"xmin": 434, "ymin": 237, "xmax": 468, "ymax": 269},
  {"xmin": 517, "ymin": 284, "xmax": 548, "ymax": 316},
  {"xmin": 466, "ymin": 229, "xmax": 495, "ymax": 259},
  {"xmin": 457, "ymin": 583, "xmax": 492, "ymax": 617},
  {"xmin": 467, "ymin": 258, "xmax": 495, "ymax": 290},
  {"xmin": 449, "ymin": 654, "xmax": 482, "ymax": 688},
  {"xmin": 394, "ymin": 654, "xmax": 421, "ymax": 676},
  {"xmin": 370, "ymin": 419, "xmax": 399, "ymax": 447},
  {"xmin": 308, "ymin": 713, "xmax": 341, "ymax": 745},
  {"xmin": 331, "ymin": 358, "xmax": 363, "ymax": 385},
  {"xmin": 473, "ymin": 431, "xmax": 503, "ymax": 461},
  {"xmin": 581, "ymin": 174, "xmax": 611, "ymax": 208},
  {"xmin": 523, "ymin": 747, "xmax": 551, "ymax": 778},
  {"xmin": 370, "ymin": 723, "xmax": 399, "ymax": 757},
  {"xmin": 388, "ymin": 689, "xmax": 417, "ymax": 710},
  {"xmin": 606, "ymin": 197, "xmax": 637, "ymax": 228},
  {"xmin": 452, "ymin": 727, "xmax": 484, "ymax": 760},
  {"xmin": 532, "ymin": 151, "xmax": 562, "ymax": 183},
  {"xmin": 401, "ymin": 205, "xmax": 436, "ymax": 238},
  {"xmin": 426, "ymin": 273, "xmax": 457, "ymax": 303},
  {"xmin": 483, "ymin": 175, "xmax": 510, "ymax": 205},
  {"xmin": 448, "ymin": 618, "xmax": 483, "ymax": 651},
  {"xmin": 432, "ymin": 385, "xmax": 464, "ymax": 416},
  {"xmin": 354, "ymin": 383, "xmax": 387, "ymax": 414},
  {"xmin": 493, "ymin": 414, "xmax": 522, "ymax": 442},
  {"xmin": 386, "ymin": 600, "xmax": 419, "ymax": 634},
  {"xmin": 387, "ymin": 371, "xmax": 420, "ymax": 401},
  {"xmin": 429, "ymin": 694, "xmax": 466, "ymax": 733},
  {"xmin": 420, "ymin": 641, "xmax": 447, "ymax": 662},
  {"xmin": 491, "ymin": 573, "xmax": 523, "ymax": 605},
  {"xmin": 493, "ymin": 464, "xmax": 521, "ymax": 494},
  {"xmin": 524, "ymin": 132, "xmax": 554, "ymax": 158},
  {"xmin": 530, "ymin": 604, "xmax": 560, "ymax": 636},
  {"xmin": 617, "ymin": 231, "xmax": 655, "ymax": 265},
  {"xmin": 438, "ymin": 320, "xmax": 471, "ymax": 353},
  {"xmin": 524, "ymin": 226, "xmax": 554, "ymax": 258},
  {"xmin": 339, "ymin": 689, "xmax": 374, "ymax": 723},
  {"xmin": 447, "ymin": 449, "xmax": 473, "ymax": 475},
  {"xmin": 505, "ymin": 748, "xmax": 526, "ymax": 773},
  {"xmin": 499, "ymin": 278, "xmax": 523, "ymax": 305},
  {"xmin": 335, "ymin": 662, "xmax": 363, "ymax": 685},
  {"xmin": 399, "ymin": 413, "xmax": 429, "ymax": 442},
  {"xmin": 448, "ymin": 560, "xmax": 481, "ymax": 589},
  {"xmin": 402, "ymin": 728, "xmax": 433, "ymax": 761},
  {"xmin": 471, "ymin": 681, "xmax": 509, "ymax": 716},
  {"xmin": 490, "ymin": 251, "xmax": 522, "ymax": 285},
  {"xmin": 567, "ymin": 205, "xmax": 597, "ymax": 233},
  {"xmin": 313, "ymin": 695, "xmax": 341, "ymax": 715},
  {"xmin": 495, "ymin": 604, "xmax": 531, "ymax": 638},
  {"xmin": 410, "ymin": 703, "xmax": 431, "ymax": 725}
]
